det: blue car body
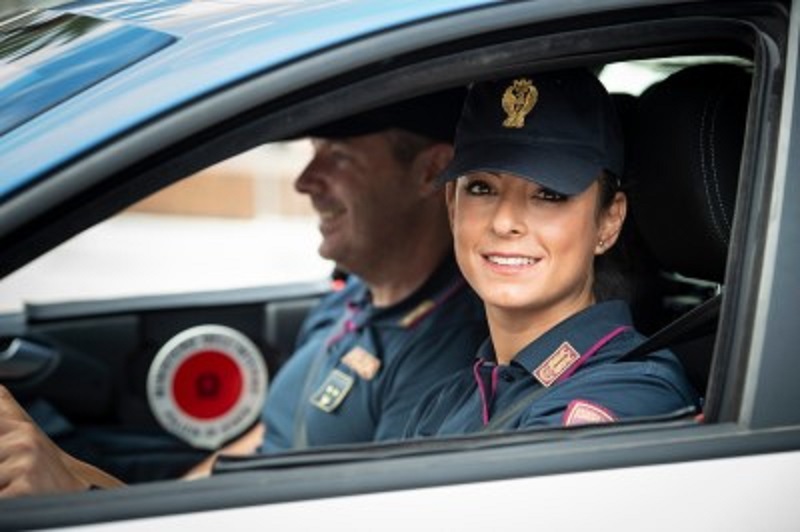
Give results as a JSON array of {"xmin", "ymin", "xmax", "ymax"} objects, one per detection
[{"xmin": 0, "ymin": 0, "xmax": 492, "ymax": 199}]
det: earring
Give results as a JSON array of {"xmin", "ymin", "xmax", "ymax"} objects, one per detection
[{"xmin": 598, "ymin": 239, "xmax": 605, "ymax": 249}]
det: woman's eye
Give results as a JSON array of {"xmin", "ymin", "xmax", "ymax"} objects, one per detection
[
  {"xmin": 464, "ymin": 180, "xmax": 493, "ymax": 195},
  {"xmin": 535, "ymin": 188, "xmax": 568, "ymax": 202}
]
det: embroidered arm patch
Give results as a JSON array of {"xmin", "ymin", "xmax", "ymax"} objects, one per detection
[{"xmin": 562, "ymin": 399, "xmax": 616, "ymax": 426}]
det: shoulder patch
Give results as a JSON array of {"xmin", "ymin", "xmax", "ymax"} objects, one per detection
[
  {"xmin": 563, "ymin": 399, "xmax": 616, "ymax": 427},
  {"xmin": 533, "ymin": 341, "xmax": 580, "ymax": 387}
]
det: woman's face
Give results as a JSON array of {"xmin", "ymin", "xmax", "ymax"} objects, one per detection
[{"xmin": 447, "ymin": 171, "xmax": 625, "ymax": 324}]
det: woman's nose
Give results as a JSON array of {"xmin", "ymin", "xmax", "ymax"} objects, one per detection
[{"xmin": 491, "ymin": 195, "xmax": 526, "ymax": 237}]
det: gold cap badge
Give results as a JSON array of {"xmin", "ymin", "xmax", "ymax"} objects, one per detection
[{"xmin": 501, "ymin": 78, "xmax": 538, "ymax": 129}]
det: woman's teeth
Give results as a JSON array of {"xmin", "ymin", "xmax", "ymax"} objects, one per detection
[{"xmin": 487, "ymin": 255, "xmax": 534, "ymax": 266}]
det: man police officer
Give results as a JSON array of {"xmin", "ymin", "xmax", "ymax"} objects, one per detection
[{"xmin": 0, "ymin": 88, "xmax": 488, "ymax": 496}]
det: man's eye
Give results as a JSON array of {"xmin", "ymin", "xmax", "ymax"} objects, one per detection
[
  {"xmin": 535, "ymin": 188, "xmax": 568, "ymax": 202},
  {"xmin": 330, "ymin": 150, "xmax": 353, "ymax": 164},
  {"xmin": 465, "ymin": 180, "xmax": 492, "ymax": 195}
]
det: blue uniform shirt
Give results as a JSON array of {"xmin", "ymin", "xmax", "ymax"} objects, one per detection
[
  {"xmin": 260, "ymin": 255, "xmax": 487, "ymax": 452},
  {"xmin": 404, "ymin": 300, "xmax": 700, "ymax": 437}
]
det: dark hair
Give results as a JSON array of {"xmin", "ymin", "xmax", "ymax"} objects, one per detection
[{"xmin": 592, "ymin": 171, "xmax": 633, "ymax": 302}]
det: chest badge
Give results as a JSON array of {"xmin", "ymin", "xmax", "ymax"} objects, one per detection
[
  {"xmin": 342, "ymin": 345, "xmax": 381, "ymax": 380},
  {"xmin": 533, "ymin": 341, "xmax": 580, "ymax": 387},
  {"xmin": 501, "ymin": 78, "xmax": 538, "ymax": 129},
  {"xmin": 310, "ymin": 369, "xmax": 355, "ymax": 413}
]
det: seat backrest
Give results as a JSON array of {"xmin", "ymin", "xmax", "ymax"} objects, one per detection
[
  {"xmin": 628, "ymin": 63, "xmax": 750, "ymax": 283},
  {"xmin": 624, "ymin": 63, "xmax": 751, "ymax": 394}
]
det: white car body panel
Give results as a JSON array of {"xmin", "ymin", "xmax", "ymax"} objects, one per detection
[{"xmin": 72, "ymin": 450, "xmax": 800, "ymax": 531}]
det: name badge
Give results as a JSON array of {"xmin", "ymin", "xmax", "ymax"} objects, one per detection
[{"xmin": 310, "ymin": 369, "xmax": 355, "ymax": 413}]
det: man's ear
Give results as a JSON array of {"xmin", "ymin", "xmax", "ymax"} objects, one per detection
[
  {"xmin": 596, "ymin": 191, "xmax": 627, "ymax": 255},
  {"xmin": 414, "ymin": 143, "xmax": 454, "ymax": 197}
]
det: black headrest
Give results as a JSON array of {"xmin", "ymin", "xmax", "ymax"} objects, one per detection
[{"xmin": 628, "ymin": 64, "xmax": 751, "ymax": 283}]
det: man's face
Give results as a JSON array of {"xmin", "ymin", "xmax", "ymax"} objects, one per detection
[{"xmin": 294, "ymin": 132, "xmax": 421, "ymax": 275}]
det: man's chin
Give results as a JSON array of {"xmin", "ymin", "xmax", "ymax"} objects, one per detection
[{"xmin": 317, "ymin": 242, "xmax": 342, "ymax": 264}]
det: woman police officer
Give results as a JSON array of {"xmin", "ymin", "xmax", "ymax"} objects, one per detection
[{"xmin": 403, "ymin": 69, "xmax": 699, "ymax": 437}]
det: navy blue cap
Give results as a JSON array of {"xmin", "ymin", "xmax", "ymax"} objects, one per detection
[
  {"xmin": 438, "ymin": 69, "xmax": 623, "ymax": 195},
  {"xmin": 306, "ymin": 87, "xmax": 467, "ymax": 143}
]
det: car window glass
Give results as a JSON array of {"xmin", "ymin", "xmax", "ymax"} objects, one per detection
[
  {"xmin": 599, "ymin": 55, "xmax": 752, "ymax": 95},
  {"xmin": 0, "ymin": 139, "xmax": 331, "ymax": 312},
  {"xmin": 0, "ymin": 9, "xmax": 175, "ymax": 140}
]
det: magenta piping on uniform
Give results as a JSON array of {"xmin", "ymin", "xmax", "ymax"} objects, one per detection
[
  {"xmin": 440, "ymin": 277, "xmax": 466, "ymax": 302},
  {"xmin": 556, "ymin": 325, "xmax": 631, "ymax": 384},
  {"xmin": 404, "ymin": 278, "xmax": 466, "ymax": 329},
  {"xmin": 473, "ymin": 361, "xmax": 501, "ymax": 426},
  {"xmin": 326, "ymin": 306, "xmax": 359, "ymax": 347},
  {"xmin": 491, "ymin": 365, "xmax": 499, "ymax": 417},
  {"xmin": 473, "ymin": 360, "xmax": 491, "ymax": 426}
]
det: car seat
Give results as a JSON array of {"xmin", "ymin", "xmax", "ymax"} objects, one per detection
[{"xmin": 623, "ymin": 62, "xmax": 751, "ymax": 395}]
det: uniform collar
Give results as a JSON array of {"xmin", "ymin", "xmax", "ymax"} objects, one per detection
[
  {"xmin": 478, "ymin": 300, "xmax": 633, "ymax": 373},
  {"xmin": 347, "ymin": 253, "xmax": 464, "ymax": 329}
]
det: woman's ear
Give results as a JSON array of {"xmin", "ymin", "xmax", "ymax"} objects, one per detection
[{"xmin": 596, "ymin": 191, "xmax": 627, "ymax": 255}]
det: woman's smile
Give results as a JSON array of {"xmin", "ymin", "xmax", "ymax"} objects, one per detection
[{"xmin": 482, "ymin": 252, "xmax": 540, "ymax": 271}]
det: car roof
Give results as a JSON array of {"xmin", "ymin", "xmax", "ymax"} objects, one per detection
[{"xmin": 0, "ymin": 0, "xmax": 494, "ymax": 199}]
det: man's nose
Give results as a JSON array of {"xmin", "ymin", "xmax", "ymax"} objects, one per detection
[{"xmin": 294, "ymin": 160, "xmax": 325, "ymax": 195}]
